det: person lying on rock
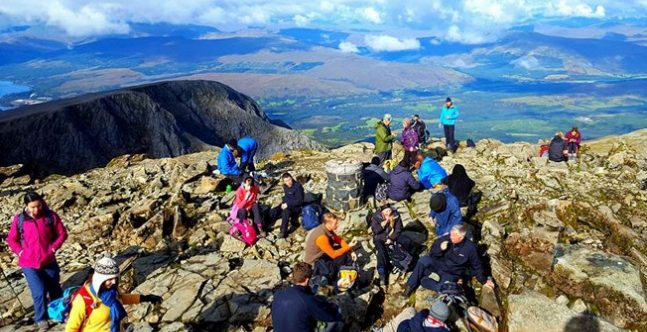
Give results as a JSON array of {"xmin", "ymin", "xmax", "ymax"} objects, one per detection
[
  {"xmin": 378, "ymin": 300, "xmax": 451, "ymax": 332},
  {"xmin": 428, "ymin": 188, "xmax": 462, "ymax": 237},
  {"xmin": 370, "ymin": 205, "xmax": 403, "ymax": 287},
  {"xmin": 403, "ymin": 224, "xmax": 494, "ymax": 298},
  {"xmin": 217, "ymin": 139, "xmax": 244, "ymax": 185},
  {"xmin": 270, "ymin": 172, "xmax": 305, "ymax": 238},
  {"xmin": 233, "ymin": 175, "xmax": 266, "ymax": 237},
  {"xmin": 272, "ymin": 262, "xmax": 344, "ymax": 332},
  {"xmin": 6, "ymin": 191, "xmax": 68, "ymax": 330},
  {"xmin": 304, "ymin": 213, "xmax": 358, "ymax": 286},
  {"xmin": 388, "ymin": 158, "xmax": 423, "ymax": 202},
  {"xmin": 65, "ymin": 256, "xmax": 161, "ymax": 332},
  {"xmin": 237, "ymin": 136, "xmax": 258, "ymax": 173}
]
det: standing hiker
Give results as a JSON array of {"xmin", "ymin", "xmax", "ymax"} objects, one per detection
[
  {"xmin": 238, "ymin": 136, "xmax": 258, "ymax": 173},
  {"xmin": 401, "ymin": 119, "xmax": 419, "ymax": 166},
  {"xmin": 439, "ymin": 97, "xmax": 459, "ymax": 152},
  {"xmin": 375, "ymin": 114, "xmax": 397, "ymax": 165}
]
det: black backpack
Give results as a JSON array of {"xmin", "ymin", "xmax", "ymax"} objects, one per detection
[
  {"xmin": 466, "ymin": 139, "xmax": 476, "ymax": 148},
  {"xmin": 388, "ymin": 242, "xmax": 414, "ymax": 272}
]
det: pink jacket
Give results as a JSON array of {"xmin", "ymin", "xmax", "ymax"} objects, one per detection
[
  {"xmin": 234, "ymin": 185, "xmax": 259, "ymax": 210},
  {"xmin": 6, "ymin": 209, "xmax": 68, "ymax": 269}
]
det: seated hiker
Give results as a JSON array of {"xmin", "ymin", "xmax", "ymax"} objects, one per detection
[
  {"xmin": 429, "ymin": 188, "xmax": 463, "ymax": 237},
  {"xmin": 305, "ymin": 213, "xmax": 358, "ymax": 285},
  {"xmin": 370, "ymin": 205, "xmax": 403, "ymax": 287},
  {"xmin": 388, "ymin": 158, "xmax": 423, "ymax": 202},
  {"xmin": 548, "ymin": 132, "xmax": 568, "ymax": 162},
  {"xmin": 401, "ymin": 118, "xmax": 419, "ymax": 165},
  {"xmin": 272, "ymin": 262, "xmax": 344, "ymax": 332},
  {"xmin": 217, "ymin": 139, "xmax": 244, "ymax": 185},
  {"xmin": 418, "ymin": 154, "xmax": 448, "ymax": 189},
  {"xmin": 442, "ymin": 164, "xmax": 475, "ymax": 207},
  {"xmin": 233, "ymin": 176, "xmax": 266, "ymax": 237},
  {"xmin": 564, "ymin": 127, "xmax": 581, "ymax": 156},
  {"xmin": 362, "ymin": 156, "xmax": 390, "ymax": 203},
  {"xmin": 237, "ymin": 136, "xmax": 258, "ymax": 173},
  {"xmin": 65, "ymin": 256, "xmax": 161, "ymax": 332},
  {"xmin": 270, "ymin": 172, "xmax": 305, "ymax": 238},
  {"xmin": 403, "ymin": 224, "xmax": 494, "ymax": 297},
  {"xmin": 379, "ymin": 300, "xmax": 450, "ymax": 332}
]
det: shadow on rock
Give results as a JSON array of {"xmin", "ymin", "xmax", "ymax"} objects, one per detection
[{"xmin": 564, "ymin": 312, "xmax": 601, "ymax": 332}]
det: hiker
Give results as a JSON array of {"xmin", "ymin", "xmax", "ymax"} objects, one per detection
[
  {"xmin": 375, "ymin": 114, "xmax": 397, "ymax": 165},
  {"xmin": 233, "ymin": 176, "xmax": 266, "ymax": 237},
  {"xmin": 564, "ymin": 127, "xmax": 582, "ymax": 156},
  {"xmin": 429, "ymin": 188, "xmax": 462, "ymax": 237},
  {"xmin": 370, "ymin": 205, "xmax": 403, "ymax": 286},
  {"xmin": 417, "ymin": 155, "xmax": 447, "ymax": 189},
  {"xmin": 238, "ymin": 136, "xmax": 258, "ymax": 173},
  {"xmin": 217, "ymin": 139, "xmax": 243, "ymax": 185},
  {"xmin": 270, "ymin": 172, "xmax": 305, "ymax": 238},
  {"xmin": 403, "ymin": 224, "xmax": 494, "ymax": 297},
  {"xmin": 401, "ymin": 119, "xmax": 419, "ymax": 166},
  {"xmin": 439, "ymin": 97, "xmax": 459, "ymax": 151},
  {"xmin": 304, "ymin": 213, "xmax": 358, "ymax": 284},
  {"xmin": 6, "ymin": 192, "xmax": 68, "ymax": 330},
  {"xmin": 272, "ymin": 262, "xmax": 344, "ymax": 332},
  {"xmin": 442, "ymin": 164, "xmax": 475, "ymax": 207},
  {"xmin": 65, "ymin": 256, "xmax": 162, "ymax": 332},
  {"xmin": 548, "ymin": 132, "xmax": 568, "ymax": 162},
  {"xmin": 380, "ymin": 300, "xmax": 450, "ymax": 332},
  {"xmin": 388, "ymin": 158, "xmax": 423, "ymax": 202},
  {"xmin": 362, "ymin": 156, "xmax": 390, "ymax": 203},
  {"xmin": 411, "ymin": 114, "xmax": 427, "ymax": 146}
]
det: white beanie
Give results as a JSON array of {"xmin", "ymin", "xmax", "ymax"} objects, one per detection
[{"xmin": 91, "ymin": 256, "xmax": 120, "ymax": 293}]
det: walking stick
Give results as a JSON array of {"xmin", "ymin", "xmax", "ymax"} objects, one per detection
[{"xmin": 0, "ymin": 267, "xmax": 26, "ymax": 310}]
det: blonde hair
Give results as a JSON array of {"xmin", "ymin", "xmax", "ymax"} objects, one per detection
[{"xmin": 555, "ymin": 131, "xmax": 563, "ymax": 137}]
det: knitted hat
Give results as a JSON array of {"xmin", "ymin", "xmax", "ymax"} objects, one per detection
[
  {"xmin": 429, "ymin": 300, "xmax": 450, "ymax": 321},
  {"xmin": 446, "ymin": 97, "xmax": 452, "ymax": 103},
  {"xmin": 430, "ymin": 193, "xmax": 447, "ymax": 212},
  {"xmin": 92, "ymin": 256, "xmax": 120, "ymax": 293}
]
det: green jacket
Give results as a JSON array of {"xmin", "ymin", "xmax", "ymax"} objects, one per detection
[{"xmin": 375, "ymin": 121, "xmax": 395, "ymax": 154}]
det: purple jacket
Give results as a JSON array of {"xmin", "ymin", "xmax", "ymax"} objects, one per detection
[
  {"xmin": 6, "ymin": 208, "xmax": 67, "ymax": 269},
  {"xmin": 401, "ymin": 127, "xmax": 419, "ymax": 150}
]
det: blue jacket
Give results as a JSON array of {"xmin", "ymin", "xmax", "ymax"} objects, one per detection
[
  {"xmin": 418, "ymin": 157, "xmax": 447, "ymax": 189},
  {"xmin": 388, "ymin": 165, "xmax": 422, "ymax": 202},
  {"xmin": 397, "ymin": 310, "xmax": 450, "ymax": 332},
  {"xmin": 238, "ymin": 137, "xmax": 258, "ymax": 165},
  {"xmin": 429, "ymin": 188, "xmax": 462, "ymax": 236},
  {"xmin": 283, "ymin": 180, "xmax": 305, "ymax": 208},
  {"xmin": 271, "ymin": 284, "xmax": 342, "ymax": 332},
  {"xmin": 217, "ymin": 146, "xmax": 241, "ymax": 176},
  {"xmin": 428, "ymin": 234, "xmax": 487, "ymax": 284},
  {"xmin": 439, "ymin": 106, "xmax": 459, "ymax": 125}
]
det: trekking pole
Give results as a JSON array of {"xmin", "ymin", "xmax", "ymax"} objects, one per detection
[{"xmin": 0, "ymin": 266, "xmax": 26, "ymax": 310}]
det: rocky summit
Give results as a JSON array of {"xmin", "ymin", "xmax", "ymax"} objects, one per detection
[{"xmin": 0, "ymin": 130, "xmax": 646, "ymax": 332}]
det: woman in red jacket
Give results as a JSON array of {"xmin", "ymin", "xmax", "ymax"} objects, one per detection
[
  {"xmin": 233, "ymin": 176, "xmax": 266, "ymax": 237},
  {"xmin": 6, "ymin": 192, "xmax": 68, "ymax": 330},
  {"xmin": 565, "ymin": 127, "xmax": 582, "ymax": 156}
]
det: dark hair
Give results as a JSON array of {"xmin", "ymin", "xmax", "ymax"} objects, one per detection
[
  {"xmin": 23, "ymin": 191, "xmax": 43, "ymax": 205},
  {"xmin": 227, "ymin": 139, "xmax": 238, "ymax": 147},
  {"xmin": 292, "ymin": 262, "xmax": 313, "ymax": 283},
  {"xmin": 282, "ymin": 172, "xmax": 293, "ymax": 179},
  {"xmin": 370, "ymin": 156, "xmax": 381, "ymax": 166},
  {"xmin": 398, "ymin": 158, "xmax": 411, "ymax": 169},
  {"xmin": 244, "ymin": 176, "xmax": 254, "ymax": 184}
]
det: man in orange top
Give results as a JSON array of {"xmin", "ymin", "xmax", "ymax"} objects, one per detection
[{"xmin": 304, "ymin": 213, "xmax": 357, "ymax": 284}]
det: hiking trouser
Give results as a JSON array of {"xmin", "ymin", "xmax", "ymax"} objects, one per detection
[
  {"xmin": 270, "ymin": 206, "xmax": 301, "ymax": 235},
  {"xmin": 406, "ymin": 255, "xmax": 440, "ymax": 291},
  {"xmin": 374, "ymin": 239, "xmax": 393, "ymax": 276},
  {"xmin": 377, "ymin": 150, "xmax": 392, "ymax": 166},
  {"xmin": 443, "ymin": 125, "xmax": 455, "ymax": 149},
  {"xmin": 567, "ymin": 142, "xmax": 578, "ymax": 155},
  {"xmin": 237, "ymin": 203, "xmax": 264, "ymax": 230},
  {"xmin": 240, "ymin": 149, "xmax": 256, "ymax": 173},
  {"xmin": 22, "ymin": 262, "xmax": 63, "ymax": 323},
  {"xmin": 314, "ymin": 252, "xmax": 353, "ymax": 283},
  {"xmin": 382, "ymin": 307, "xmax": 416, "ymax": 332},
  {"xmin": 225, "ymin": 174, "xmax": 246, "ymax": 187}
]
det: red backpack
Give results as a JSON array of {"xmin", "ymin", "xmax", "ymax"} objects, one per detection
[{"xmin": 228, "ymin": 205, "xmax": 257, "ymax": 246}]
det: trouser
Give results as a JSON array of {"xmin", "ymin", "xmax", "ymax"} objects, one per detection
[
  {"xmin": 22, "ymin": 262, "xmax": 63, "ymax": 322},
  {"xmin": 237, "ymin": 203, "xmax": 264, "ymax": 230},
  {"xmin": 406, "ymin": 255, "xmax": 441, "ymax": 291},
  {"xmin": 443, "ymin": 125, "xmax": 456, "ymax": 149},
  {"xmin": 314, "ymin": 252, "xmax": 353, "ymax": 282},
  {"xmin": 567, "ymin": 142, "xmax": 578, "ymax": 155},
  {"xmin": 225, "ymin": 174, "xmax": 245, "ymax": 187},
  {"xmin": 374, "ymin": 239, "xmax": 395, "ymax": 275},
  {"xmin": 382, "ymin": 307, "xmax": 417, "ymax": 332},
  {"xmin": 240, "ymin": 150, "xmax": 256, "ymax": 173},
  {"xmin": 270, "ymin": 206, "xmax": 301, "ymax": 235},
  {"xmin": 377, "ymin": 150, "xmax": 392, "ymax": 166}
]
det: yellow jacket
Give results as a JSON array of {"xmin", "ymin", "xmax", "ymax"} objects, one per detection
[{"xmin": 65, "ymin": 283, "xmax": 140, "ymax": 332}]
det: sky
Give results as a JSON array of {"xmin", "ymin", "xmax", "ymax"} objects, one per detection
[{"xmin": 1, "ymin": 0, "xmax": 646, "ymax": 46}]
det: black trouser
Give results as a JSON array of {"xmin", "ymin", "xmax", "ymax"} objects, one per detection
[
  {"xmin": 314, "ymin": 252, "xmax": 353, "ymax": 282},
  {"xmin": 270, "ymin": 205, "xmax": 301, "ymax": 235},
  {"xmin": 237, "ymin": 203, "xmax": 264, "ymax": 230},
  {"xmin": 443, "ymin": 125, "xmax": 455, "ymax": 149},
  {"xmin": 567, "ymin": 142, "xmax": 578, "ymax": 155},
  {"xmin": 374, "ymin": 239, "xmax": 390, "ymax": 276},
  {"xmin": 377, "ymin": 150, "xmax": 392, "ymax": 166}
]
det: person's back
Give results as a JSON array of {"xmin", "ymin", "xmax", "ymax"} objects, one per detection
[
  {"xmin": 217, "ymin": 145, "xmax": 241, "ymax": 175},
  {"xmin": 363, "ymin": 158, "xmax": 390, "ymax": 199},
  {"xmin": 388, "ymin": 163, "xmax": 422, "ymax": 202},
  {"xmin": 442, "ymin": 164, "xmax": 474, "ymax": 205},
  {"xmin": 418, "ymin": 157, "xmax": 447, "ymax": 189},
  {"xmin": 548, "ymin": 134, "xmax": 567, "ymax": 162},
  {"xmin": 429, "ymin": 190, "xmax": 462, "ymax": 236}
]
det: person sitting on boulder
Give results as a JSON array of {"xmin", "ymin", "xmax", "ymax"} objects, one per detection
[
  {"xmin": 217, "ymin": 139, "xmax": 244, "ymax": 184},
  {"xmin": 370, "ymin": 205, "xmax": 403, "ymax": 287},
  {"xmin": 429, "ymin": 188, "xmax": 463, "ymax": 237},
  {"xmin": 403, "ymin": 224, "xmax": 494, "ymax": 297},
  {"xmin": 237, "ymin": 136, "xmax": 258, "ymax": 173},
  {"xmin": 304, "ymin": 213, "xmax": 358, "ymax": 285},
  {"xmin": 548, "ymin": 132, "xmax": 568, "ymax": 162},
  {"xmin": 65, "ymin": 256, "xmax": 162, "ymax": 332},
  {"xmin": 442, "ymin": 164, "xmax": 475, "ymax": 207},
  {"xmin": 401, "ymin": 118, "xmax": 419, "ymax": 166},
  {"xmin": 233, "ymin": 176, "xmax": 266, "ymax": 237},
  {"xmin": 378, "ymin": 300, "xmax": 451, "ymax": 332},
  {"xmin": 270, "ymin": 172, "xmax": 305, "ymax": 238},
  {"xmin": 388, "ymin": 158, "xmax": 423, "ymax": 202},
  {"xmin": 564, "ymin": 127, "xmax": 582, "ymax": 157},
  {"xmin": 362, "ymin": 156, "xmax": 390, "ymax": 203},
  {"xmin": 418, "ymin": 154, "xmax": 448, "ymax": 189},
  {"xmin": 272, "ymin": 262, "xmax": 344, "ymax": 332}
]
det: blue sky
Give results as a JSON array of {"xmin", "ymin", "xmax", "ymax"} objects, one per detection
[{"xmin": 1, "ymin": 0, "xmax": 646, "ymax": 45}]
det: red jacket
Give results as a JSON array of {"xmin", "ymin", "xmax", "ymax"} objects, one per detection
[
  {"xmin": 6, "ymin": 208, "xmax": 68, "ymax": 269},
  {"xmin": 565, "ymin": 131, "xmax": 581, "ymax": 146},
  {"xmin": 234, "ymin": 185, "xmax": 259, "ymax": 210}
]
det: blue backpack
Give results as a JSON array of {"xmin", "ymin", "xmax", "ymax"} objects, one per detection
[
  {"xmin": 47, "ymin": 285, "xmax": 95, "ymax": 323},
  {"xmin": 302, "ymin": 204, "xmax": 323, "ymax": 230}
]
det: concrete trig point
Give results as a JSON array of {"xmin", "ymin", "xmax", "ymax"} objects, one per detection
[{"xmin": 324, "ymin": 160, "xmax": 363, "ymax": 211}]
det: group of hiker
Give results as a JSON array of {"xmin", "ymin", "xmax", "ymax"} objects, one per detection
[{"xmin": 541, "ymin": 127, "xmax": 582, "ymax": 162}]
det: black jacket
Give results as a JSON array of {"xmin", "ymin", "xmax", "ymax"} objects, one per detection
[
  {"xmin": 428, "ymin": 235, "xmax": 487, "ymax": 284},
  {"xmin": 411, "ymin": 119, "xmax": 427, "ymax": 142},
  {"xmin": 271, "ymin": 284, "xmax": 342, "ymax": 332},
  {"xmin": 442, "ymin": 164, "xmax": 475, "ymax": 205},
  {"xmin": 370, "ymin": 210, "xmax": 403, "ymax": 242},
  {"xmin": 388, "ymin": 165, "xmax": 422, "ymax": 201},
  {"xmin": 548, "ymin": 136, "xmax": 567, "ymax": 162},
  {"xmin": 282, "ymin": 181, "xmax": 305, "ymax": 208}
]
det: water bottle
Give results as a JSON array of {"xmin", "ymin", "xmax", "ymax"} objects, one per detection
[{"xmin": 226, "ymin": 184, "xmax": 232, "ymax": 193}]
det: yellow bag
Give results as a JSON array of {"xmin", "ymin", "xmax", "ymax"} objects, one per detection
[{"xmin": 337, "ymin": 266, "xmax": 358, "ymax": 292}]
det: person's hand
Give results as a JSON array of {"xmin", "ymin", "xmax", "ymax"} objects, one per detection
[
  {"xmin": 351, "ymin": 252, "xmax": 358, "ymax": 261},
  {"xmin": 140, "ymin": 294, "xmax": 162, "ymax": 304},
  {"xmin": 348, "ymin": 239, "xmax": 358, "ymax": 247},
  {"xmin": 385, "ymin": 238, "xmax": 393, "ymax": 245},
  {"xmin": 428, "ymin": 216, "xmax": 436, "ymax": 227},
  {"xmin": 380, "ymin": 220, "xmax": 389, "ymax": 228},
  {"xmin": 440, "ymin": 241, "xmax": 449, "ymax": 251},
  {"xmin": 484, "ymin": 280, "xmax": 495, "ymax": 289},
  {"xmin": 281, "ymin": 203, "xmax": 287, "ymax": 209}
]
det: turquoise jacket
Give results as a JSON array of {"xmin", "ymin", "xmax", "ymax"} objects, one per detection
[{"xmin": 439, "ymin": 106, "xmax": 459, "ymax": 125}]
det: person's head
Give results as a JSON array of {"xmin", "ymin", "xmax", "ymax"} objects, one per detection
[
  {"xmin": 445, "ymin": 97, "xmax": 452, "ymax": 107},
  {"xmin": 449, "ymin": 224, "xmax": 467, "ymax": 244},
  {"xmin": 571, "ymin": 127, "xmax": 579, "ymax": 134},
  {"xmin": 23, "ymin": 191, "xmax": 45, "ymax": 217},
  {"xmin": 414, "ymin": 152, "xmax": 424, "ymax": 169},
  {"xmin": 452, "ymin": 164, "xmax": 467, "ymax": 177},
  {"xmin": 322, "ymin": 213, "xmax": 340, "ymax": 232},
  {"xmin": 370, "ymin": 156, "xmax": 381, "ymax": 166},
  {"xmin": 398, "ymin": 157, "xmax": 411, "ymax": 169},
  {"xmin": 413, "ymin": 114, "xmax": 420, "ymax": 121},
  {"xmin": 403, "ymin": 118, "xmax": 411, "ymax": 128},
  {"xmin": 282, "ymin": 172, "xmax": 294, "ymax": 187},
  {"xmin": 383, "ymin": 113, "xmax": 392, "ymax": 126},
  {"xmin": 292, "ymin": 262, "xmax": 313, "ymax": 286},
  {"xmin": 429, "ymin": 299, "xmax": 450, "ymax": 322},
  {"xmin": 243, "ymin": 176, "xmax": 254, "ymax": 189},
  {"xmin": 555, "ymin": 131, "xmax": 563, "ymax": 138},
  {"xmin": 380, "ymin": 205, "xmax": 393, "ymax": 219},
  {"xmin": 430, "ymin": 193, "xmax": 447, "ymax": 213},
  {"xmin": 92, "ymin": 256, "xmax": 120, "ymax": 293}
]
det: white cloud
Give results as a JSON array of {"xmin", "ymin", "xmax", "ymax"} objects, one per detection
[
  {"xmin": 364, "ymin": 34, "xmax": 420, "ymax": 52},
  {"xmin": 358, "ymin": 7, "xmax": 382, "ymax": 24},
  {"xmin": 511, "ymin": 55, "xmax": 542, "ymax": 70},
  {"xmin": 550, "ymin": 1, "xmax": 606, "ymax": 17},
  {"xmin": 338, "ymin": 41, "xmax": 359, "ymax": 53},
  {"xmin": 293, "ymin": 14, "xmax": 310, "ymax": 26}
]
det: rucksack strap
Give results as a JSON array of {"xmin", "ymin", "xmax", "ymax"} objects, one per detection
[
  {"xmin": 17, "ymin": 210, "xmax": 55, "ymax": 245},
  {"xmin": 74, "ymin": 286, "xmax": 96, "ymax": 327}
]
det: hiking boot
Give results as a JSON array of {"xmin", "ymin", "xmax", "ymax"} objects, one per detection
[
  {"xmin": 278, "ymin": 232, "xmax": 287, "ymax": 239},
  {"xmin": 36, "ymin": 321, "xmax": 49, "ymax": 330},
  {"xmin": 402, "ymin": 286, "xmax": 415, "ymax": 298}
]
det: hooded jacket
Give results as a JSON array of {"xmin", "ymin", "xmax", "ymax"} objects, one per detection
[
  {"xmin": 401, "ymin": 127, "xmax": 419, "ymax": 150},
  {"xmin": 282, "ymin": 180, "xmax": 305, "ymax": 208},
  {"xmin": 362, "ymin": 164, "xmax": 390, "ymax": 198},
  {"xmin": 234, "ymin": 184, "xmax": 259, "ymax": 210},
  {"xmin": 388, "ymin": 165, "xmax": 423, "ymax": 202},
  {"xmin": 375, "ymin": 121, "xmax": 396, "ymax": 154},
  {"xmin": 217, "ymin": 145, "xmax": 241, "ymax": 176},
  {"xmin": 442, "ymin": 164, "xmax": 475, "ymax": 205},
  {"xmin": 429, "ymin": 188, "xmax": 462, "ymax": 236},
  {"xmin": 237, "ymin": 137, "xmax": 258, "ymax": 166},
  {"xmin": 271, "ymin": 284, "xmax": 342, "ymax": 332},
  {"xmin": 418, "ymin": 157, "xmax": 447, "ymax": 189},
  {"xmin": 548, "ymin": 136, "xmax": 567, "ymax": 162}
]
